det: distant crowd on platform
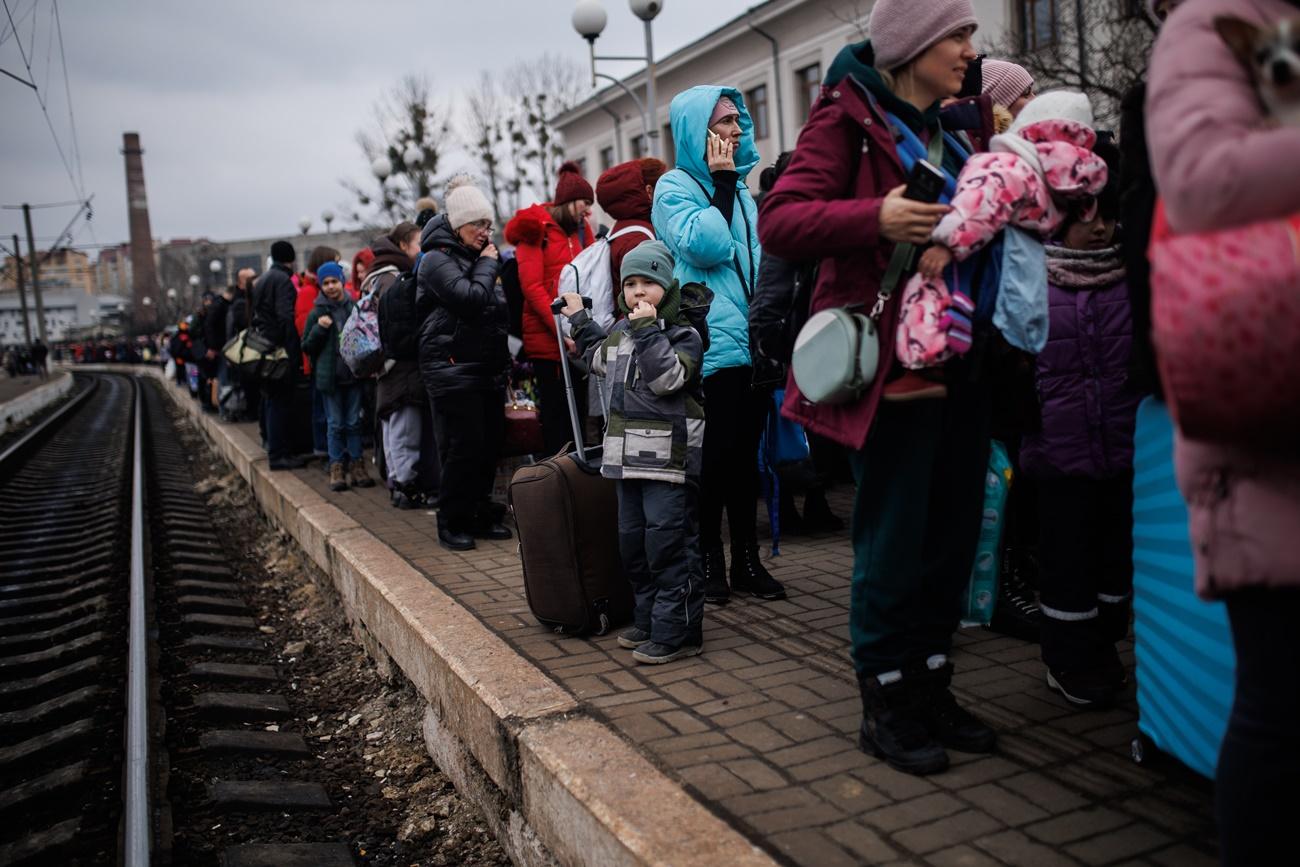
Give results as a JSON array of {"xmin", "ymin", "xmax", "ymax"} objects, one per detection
[{"xmin": 100, "ymin": 1, "xmax": 1298, "ymax": 861}]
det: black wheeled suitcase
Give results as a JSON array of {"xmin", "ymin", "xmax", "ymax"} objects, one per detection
[{"xmin": 508, "ymin": 298, "xmax": 632, "ymax": 635}]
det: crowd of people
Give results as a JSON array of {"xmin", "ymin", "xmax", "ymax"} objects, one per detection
[{"xmin": 131, "ymin": 0, "xmax": 1298, "ymax": 861}]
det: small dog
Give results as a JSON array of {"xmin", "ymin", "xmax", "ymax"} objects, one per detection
[{"xmin": 1215, "ymin": 15, "xmax": 1300, "ymax": 127}]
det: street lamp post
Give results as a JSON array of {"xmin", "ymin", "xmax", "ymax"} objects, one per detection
[
  {"xmin": 572, "ymin": 0, "xmax": 663, "ymax": 158},
  {"xmin": 372, "ymin": 157, "xmax": 393, "ymax": 216},
  {"xmin": 321, "ymin": 209, "xmax": 335, "ymax": 236},
  {"xmin": 209, "ymin": 258, "xmax": 222, "ymax": 290}
]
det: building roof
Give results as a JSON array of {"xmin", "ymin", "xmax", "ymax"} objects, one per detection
[{"xmin": 552, "ymin": 0, "xmax": 803, "ymax": 129}]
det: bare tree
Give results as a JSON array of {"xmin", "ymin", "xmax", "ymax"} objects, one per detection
[
  {"xmin": 823, "ymin": 0, "xmax": 870, "ymax": 41},
  {"xmin": 502, "ymin": 54, "xmax": 591, "ymax": 202},
  {"xmin": 345, "ymin": 75, "xmax": 453, "ymax": 225},
  {"xmin": 987, "ymin": 0, "xmax": 1156, "ymax": 127},
  {"xmin": 462, "ymin": 72, "xmax": 511, "ymax": 227}
]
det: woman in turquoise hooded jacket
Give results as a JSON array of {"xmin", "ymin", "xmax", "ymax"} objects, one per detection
[{"xmin": 652, "ymin": 85, "xmax": 784, "ymax": 604}]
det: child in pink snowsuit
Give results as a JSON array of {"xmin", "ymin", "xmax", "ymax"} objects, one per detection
[{"xmin": 896, "ymin": 91, "xmax": 1109, "ymax": 371}]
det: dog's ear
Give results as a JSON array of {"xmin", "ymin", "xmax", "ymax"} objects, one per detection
[{"xmin": 1214, "ymin": 16, "xmax": 1262, "ymax": 67}]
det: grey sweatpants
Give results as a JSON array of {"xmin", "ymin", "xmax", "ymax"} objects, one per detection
[
  {"xmin": 382, "ymin": 405, "xmax": 421, "ymax": 487},
  {"xmin": 616, "ymin": 479, "xmax": 705, "ymax": 648}
]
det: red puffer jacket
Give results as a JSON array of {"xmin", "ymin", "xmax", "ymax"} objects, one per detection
[{"xmin": 504, "ymin": 203, "xmax": 592, "ymax": 361}]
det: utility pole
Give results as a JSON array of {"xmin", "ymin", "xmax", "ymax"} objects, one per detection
[
  {"xmin": 21, "ymin": 204, "xmax": 49, "ymax": 344},
  {"xmin": 11, "ymin": 234, "xmax": 33, "ymax": 348}
]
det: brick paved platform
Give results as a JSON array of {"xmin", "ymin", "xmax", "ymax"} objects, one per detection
[
  {"xmin": 229, "ymin": 418, "xmax": 1217, "ymax": 867},
  {"xmin": 0, "ymin": 372, "xmax": 55, "ymax": 404}
]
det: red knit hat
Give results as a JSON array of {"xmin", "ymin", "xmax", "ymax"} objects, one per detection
[{"xmin": 554, "ymin": 161, "xmax": 594, "ymax": 206}]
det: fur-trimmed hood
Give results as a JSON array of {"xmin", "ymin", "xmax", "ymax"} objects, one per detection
[{"xmin": 504, "ymin": 203, "xmax": 557, "ymax": 247}]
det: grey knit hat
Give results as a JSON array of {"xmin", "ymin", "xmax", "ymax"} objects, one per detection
[
  {"xmin": 869, "ymin": 0, "xmax": 978, "ymax": 72},
  {"xmin": 620, "ymin": 240, "xmax": 674, "ymax": 287}
]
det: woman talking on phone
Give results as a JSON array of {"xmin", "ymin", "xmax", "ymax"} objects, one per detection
[
  {"xmin": 653, "ymin": 86, "xmax": 786, "ymax": 605},
  {"xmin": 759, "ymin": 0, "xmax": 998, "ymax": 776}
]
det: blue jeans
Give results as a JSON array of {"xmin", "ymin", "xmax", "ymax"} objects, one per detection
[{"xmin": 323, "ymin": 384, "xmax": 363, "ymax": 465}]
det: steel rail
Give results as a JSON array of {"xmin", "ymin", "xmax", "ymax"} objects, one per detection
[
  {"xmin": 0, "ymin": 373, "xmax": 96, "ymax": 473},
  {"xmin": 123, "ymin": 376, "xmax": 150, "ymax": 865}
]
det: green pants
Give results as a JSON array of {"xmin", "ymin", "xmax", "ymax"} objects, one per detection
[{"xmin": 848, "ymin": 379, "xmax": 991, "ymax": 677}]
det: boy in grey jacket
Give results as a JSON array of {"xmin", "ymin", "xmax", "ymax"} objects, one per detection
[{"xmin": 561, "ymin": 241, "xmax": 709, "ymax": 664}]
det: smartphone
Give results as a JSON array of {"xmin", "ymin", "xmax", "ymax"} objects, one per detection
[
  {"xmin": 958, "ymin": 55, "xmax": 985, "ymax": 99},
  {"xmin": 708, "ymin": 130, "xmax": 724, "ymax": 146},
  {"xmin": 903, "ymin": 160, "xmax": 945, "ymax": 204}
]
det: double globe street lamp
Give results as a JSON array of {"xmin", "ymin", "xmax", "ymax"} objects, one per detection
[{"xmin": 572, "ymin": 0, "xmax": 663, "ymax": 158}]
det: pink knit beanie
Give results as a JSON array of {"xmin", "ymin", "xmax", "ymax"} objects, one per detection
[
  {"xmin": 709, "ymin": 95, "xmax": 739, "ymax": 128},
  {"xmin": 981, "ymin": 59, "xmax": 1034, "ymax": 109},
  {"xmin": 869, "ymin": 0, "xmax": 979, "ymax": 72}
]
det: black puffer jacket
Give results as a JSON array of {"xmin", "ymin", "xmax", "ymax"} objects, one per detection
[
  {"xmin": 251, "ymin": 262, "xmax": 300, "ymax": 369},
  {"xmin": 416, "ymin": 214, "xmax": 509, "ymax": 396}
]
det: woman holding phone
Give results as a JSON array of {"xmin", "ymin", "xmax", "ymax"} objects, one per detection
[
  {"xmin": 758, "ymin": 0, "xmax": 998, "ymax": 776},
  {"xmin": 653, "ymin": 87, "xmax": 786, "ymax": 606}
]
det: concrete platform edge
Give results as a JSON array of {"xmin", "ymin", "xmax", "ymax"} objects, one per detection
[
  {"xmin": 1, "ymin": 371, "xmax": 72, "ymax": 432},
  {"xmin": 116, "ymin": 366, "xmax": 778, "ymax": 867}
]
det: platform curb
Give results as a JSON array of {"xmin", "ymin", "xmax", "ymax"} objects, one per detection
[
  {"xmin": 123, "ymin": 366, "xmax": 777, "ymax": 867},
  {"xmin": 1, "ymin": 371, "xmax": 72, "ymax": 433}
]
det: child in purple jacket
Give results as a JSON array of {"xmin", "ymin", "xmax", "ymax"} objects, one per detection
[{"xmin": 1019, "ymin": 140, "xmax": 1145, "ymax": 709}]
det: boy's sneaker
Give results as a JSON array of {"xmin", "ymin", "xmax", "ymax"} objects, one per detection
[
  {"xmin": 617, "ymin": 627, "xmax": 652, "ymax": 649},
  {"xmin": 883, "ymin": 370, "xmax": 947, "ymax": 402},
  {"xmin": 632, "ymin": 641, "xmax": 703, "ymax": 665},
  {"xmin": 1046, "ymin": 668, "xmax": 1119, "ymax": 709}
]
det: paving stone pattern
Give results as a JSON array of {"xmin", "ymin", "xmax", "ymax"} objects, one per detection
[{"xmin": 247, "ymin": 421, "xmax": 1218, "ymax": 867}]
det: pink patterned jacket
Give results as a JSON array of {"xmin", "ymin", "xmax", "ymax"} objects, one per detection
[{"xmin": 932, "ymin": 119, "xmax": 1108, "ymax": 261}]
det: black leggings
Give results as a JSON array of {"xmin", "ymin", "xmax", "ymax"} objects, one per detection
[
  {"xmin": 1216, "ymin": 587, "xmax": 1300, "ymax": 867},
  {"xmin": 699, "ymin": 366, "xmax": 769, "ymax": 550}
]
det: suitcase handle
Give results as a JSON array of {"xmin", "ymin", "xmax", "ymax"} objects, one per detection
[{"xmin": 551, "ymin": 296, "xmax": 598, "ymax": 472}]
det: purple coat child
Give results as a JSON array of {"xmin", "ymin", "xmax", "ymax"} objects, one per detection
[{"xmin": 1020, "ymin": 244, "xmax": 1143, "ymax": 480}]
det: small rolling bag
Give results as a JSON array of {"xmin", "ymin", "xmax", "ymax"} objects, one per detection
[{"xmin": 507, "ymin": 298, "xmax": 632, "ymax": 635}]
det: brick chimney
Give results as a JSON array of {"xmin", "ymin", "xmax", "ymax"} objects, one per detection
[{"xmin": 122, "ymin": 132, "xmax": 160, "ymax": 331}]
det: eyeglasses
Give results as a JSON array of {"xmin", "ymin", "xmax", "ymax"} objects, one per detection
[{"xmin": 469, "ymin": 220, "xmax": 492, "ymax": 232}]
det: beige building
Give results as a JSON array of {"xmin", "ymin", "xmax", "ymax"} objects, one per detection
[
  {"xmin": 554, "ymin": 0, "xmax": 1072, "ymax": 224},
  {"xmin": 2, "ymin": 248, "xmax": 95, "ymax": 296}
]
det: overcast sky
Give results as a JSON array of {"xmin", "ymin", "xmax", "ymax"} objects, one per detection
[{"xmin": 0, "ymin": 0, "xmax": 762, "ymax": 259}]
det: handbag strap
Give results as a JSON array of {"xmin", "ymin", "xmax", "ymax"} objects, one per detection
[{"xmin": 871, "ymin": 127, "xmax": 945, "ymax": 321}]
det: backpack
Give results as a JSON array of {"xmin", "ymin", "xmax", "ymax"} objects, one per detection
[
  {"xmin": 339, "ymin": 288, "xmax": 385, "ymax": 377},
  {"xmin": 556, "ymin": 225, "xmax": 654, "ymax": 330}
]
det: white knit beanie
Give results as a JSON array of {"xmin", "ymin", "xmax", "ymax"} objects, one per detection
[
  {"xmin": 444, "ymin": 175, "xmax": 493, "ymax": 229},
  {"xmin": 869, "ymin": 0, "xmax": 978, "ymax": 72},
  {"xmin": 1008, "ymin": 90, "xmax": 1094, "ymax": 135}
]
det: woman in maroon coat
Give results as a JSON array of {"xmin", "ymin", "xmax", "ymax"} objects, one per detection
[{"xmin": 759, "ymin": 0, "xmax": 997, "ymax": 776}]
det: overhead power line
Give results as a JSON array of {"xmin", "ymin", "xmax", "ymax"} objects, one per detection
[{"xmin": 2, "ymin": 0, "xmax": 85, "ymax": 203}]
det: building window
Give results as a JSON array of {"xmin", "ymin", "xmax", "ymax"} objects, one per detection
[
  {"xmin": 747, "ymin": 84, "xmax": 770, "ymax": 141},
  {"xmin": 630, "ymin": 134, "xmax": 647, "ymax": 159},
  {"xmin": 1019, "ymin": 0, "xmax": 1058, "ymax": 52},
  {"xmin": 574, "ymin": 157, "xmax": 588, "ymax": 178},
  {"xmin": 599, "ymin": 146, "xmax": 615, "ymax": 171},
  {"xmin": 661, "ymin": 124, "xmax": 675, "ymax": 165},
  {"xmin": 795, "ymin": 63, "xmax": 821, "ymax": 125}
]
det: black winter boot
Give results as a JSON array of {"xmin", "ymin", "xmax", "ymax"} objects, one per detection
[
  {"xmin": 801, "ymin": 489, "xmax": 845, "ymax": 533},
  {"xmin": 702, "ymin": 544, "xmax": 730, "ymax": 605},
  {"xmin": 436, "ymin": 513, "xmax": 475, "ymax": 552},
  {"xmin": 857, "ymin": 673, "xmax": 949, "ymax": 775},
  {"xmin": 912, "ymin": 661, "xmax": 997, "ymax": 754},
  {"xmin": 730, "ymin": 543, "xmax": 787, "ymax": 600}
]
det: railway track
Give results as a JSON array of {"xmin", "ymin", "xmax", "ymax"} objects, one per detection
[{"xmin": 0, "ymin": 373, "xmax": 357, "ymax": 866}]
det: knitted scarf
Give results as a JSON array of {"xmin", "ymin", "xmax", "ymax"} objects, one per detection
[{"xmin": 1045, "ymin": 244, "xmax": 1126, "ymax": 289}]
